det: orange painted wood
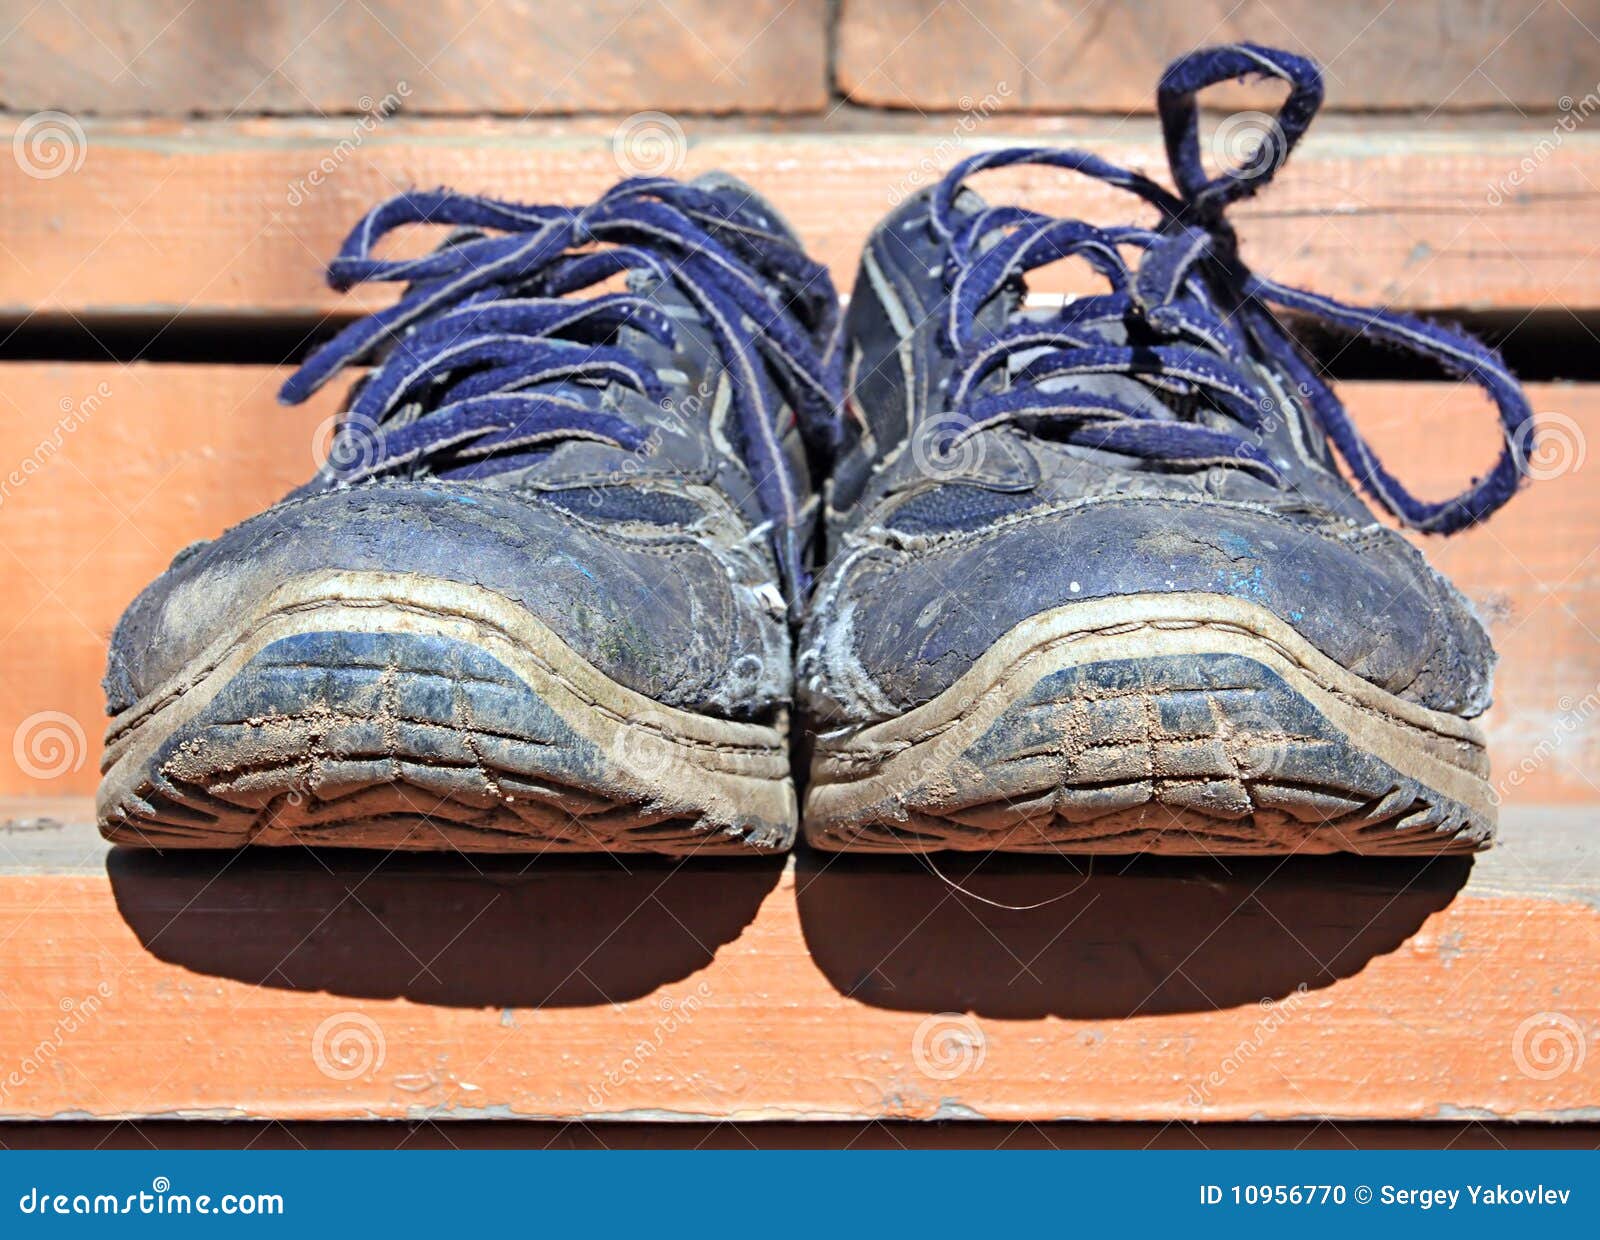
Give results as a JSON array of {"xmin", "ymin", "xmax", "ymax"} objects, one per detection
[
  {"xmin": 0, "ymin": 1, "xmax": 828, "ymax": 115},
  {"xmin": 2, "ymin": 123, "xmax": 1596, "ymax": 316},
  {"xmin": 1, "ymin": 367, "xmax": 1593, "ymax": 806},
  {"xmin": 10, "ymin": 1119, "xmax": 1598, "ymax": 1149},
  {"xmin": 0, "ymin": 365, "xmax": 339, "ymax": 799},
  {"xmin": 836, "ymin": 0, "xmax": 1600, "ymax": 112},
  {"xmin": 0, "ymin": 806, "xmax": 1593, "ymax": 1121}
]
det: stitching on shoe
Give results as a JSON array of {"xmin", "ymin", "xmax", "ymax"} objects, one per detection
[{"xmin": 855, "ymin": 493, "xmax": 1378, "ymax": 555}]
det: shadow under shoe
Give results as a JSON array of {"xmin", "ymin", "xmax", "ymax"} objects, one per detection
[
  {"xmin": 109, "ymin": 846, "xmax": 784, "ymax": 1007},
  {"xmin": 796, "ymin": 847, "xmax": 1470, "ymax": 1019}
]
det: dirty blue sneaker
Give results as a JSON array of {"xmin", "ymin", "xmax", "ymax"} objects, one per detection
[
  {"xmin": 99, "ymin": 175, "xmax": 840, "ymax": 854},
  {"xmin": 801, "ymin": 45, "xmax": 1534, "ymax": 855}
]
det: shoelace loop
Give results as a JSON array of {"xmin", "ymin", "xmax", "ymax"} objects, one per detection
[
  {"xmin": 927, "ymin": 42, "xmax": 1534, "ymax": 534},
  {"xmin": 278, "ymin": 177, "xmax": 842, "ymax": 597}
]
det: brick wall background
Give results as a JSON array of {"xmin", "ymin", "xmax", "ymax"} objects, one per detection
[{"xmin": 2, "ymin": 0, "xmax": 1597, "ymax": 118}]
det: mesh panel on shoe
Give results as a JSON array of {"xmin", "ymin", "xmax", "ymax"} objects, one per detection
[{"xmin": 884, "ymin": 484, "xmax": 1038, "ymax": 534}]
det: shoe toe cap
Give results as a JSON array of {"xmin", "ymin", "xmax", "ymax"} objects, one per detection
[
  {"xmin": 106, "ymin": 481, "xmax": 789, "ymax": 721},
  {"xmin": 800, "ymin": 497, "xmax": 1492, "ymax": 722}
]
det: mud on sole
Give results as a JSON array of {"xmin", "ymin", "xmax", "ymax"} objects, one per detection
[
  {"xmin": 805, "ymin": 593, "xmax": 1494, "ymax": 856},
  {"xmin": 99, "ymin": 572, "xmax": 795, "ymax": 854}
]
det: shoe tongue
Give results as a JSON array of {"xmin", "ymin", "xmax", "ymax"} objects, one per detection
[
  {"xmin": 396, "ymin": 193, "xmax": 751, "ymax": 489},
  {"xmin": 432, "ymin": 274, "xmax": 718, "ymax": 489},
  {"xmin": 1004, "ymin": 303, "xmax": 1192, "ymax": 424},
  {"xmin": 390, "ymin": 176, "xmax": 809, "ymax": 496},
  {"xmin": 954, "ymin": 190, "xmax": 1252, "ymax": 432}
]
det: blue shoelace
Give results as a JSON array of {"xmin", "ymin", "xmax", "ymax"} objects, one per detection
[
  {"xmin": 278, "ymin": 177, "xmax": 842, "ymax": 598},
  {"xmin": 930, "ymin": 43, "xmax": 1534, "ymax": 534}
]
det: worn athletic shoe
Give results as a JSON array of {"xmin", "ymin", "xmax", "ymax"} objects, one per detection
[
  {"xmin": 99, "ymin": 176, "xmax": 840, "ymax": 853},
  {"xmin": 801, "ymin": 45, "xmax": 1534, "ymax": 855}
]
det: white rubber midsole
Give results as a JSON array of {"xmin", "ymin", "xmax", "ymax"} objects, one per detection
[
  {"xmin": 100, "ymin": 570, "xmax": 792, "ymax": 829},
  {"xmin": 809, "ymin": 591, "xmax": 1491, "ymax": 822}
]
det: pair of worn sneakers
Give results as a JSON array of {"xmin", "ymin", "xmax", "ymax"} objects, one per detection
[{"xmin": 97, "ymin": 45, "xmax": 1532, "ymax": 858}]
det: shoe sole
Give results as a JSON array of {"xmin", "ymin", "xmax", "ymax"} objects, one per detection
[
  {"xmin": 805, "ymin": 592, "xmax": 1494, "ymax": 855},
  {"xmin": 99, "ymin": 572, "xmax": 795, "ymax": 854}
]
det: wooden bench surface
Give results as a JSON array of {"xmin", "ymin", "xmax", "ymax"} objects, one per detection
[
  {"xmin": 0, "ymin": 91, "xmax": 1595, "ymax": 1122},
  {"xmin": 0, "ymin": 801, "xmax": 1594, "ymax": 1123},
  {"xmin": 3, "ymin": 122, "xmax": 1598, "ymax": 316},
  {"xmin": 4, "ymin": 1, "xmax": 1591, "ymax": 116}
]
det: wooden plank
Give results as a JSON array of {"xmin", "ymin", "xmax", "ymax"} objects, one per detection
[
  {"xmin": 0, "ymin": 1, "xmax": 828, "ymax": 116},
  {"xmin": 0, "ymin": 366, "xmax": 1594, "ymax": 808},
  {"xmin": 0, "ymin": 364, "xmax": 341, "ymax": 800},
  {"xmin": 0, "ymin": 802, "xmax": 1593, "ymax": 1122},
  {"xmin": 2, "ymin": 123, "xmax": 1598, "ymax": 316},
  {"xmin": 836, "ymin": 0, "xmax": 1600, "ymax": 112}
]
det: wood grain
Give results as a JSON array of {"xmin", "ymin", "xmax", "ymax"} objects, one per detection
[
  {"xmin": 0, "ymin": 365, "xmax": 1594, "ymax": 807},
  {"xmin": 836, "ymin": 0, "xmax": 1600, "ymax": 112},
  {"xmin": 2, "ymin": 123, "xmax": 1596, "ymax": 317},
  {"xmin": 0, "ymin": 1, "xmax": 828, "ymax": 116},
  {"xmin": 0, "ymin": 807, "xmax": 1593, "ymax": 1121}
]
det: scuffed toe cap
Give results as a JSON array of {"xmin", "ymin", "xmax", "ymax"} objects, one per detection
[
  {"xmin": 106, "ymin": 481, "xmax": 789, "ymax": 721},
  {"xmin": 799, "ymin": 497, "xmax": 1494, "ymax": 724}
]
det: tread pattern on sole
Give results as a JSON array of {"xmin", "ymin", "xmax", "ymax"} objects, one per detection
[
  {"xmin": 808, "ymin": 653, "xmax": 1492, "ymax": 856},
  {"xmin": 100, "ymin": 630, "xmax": 792, "ymax": 855}
]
